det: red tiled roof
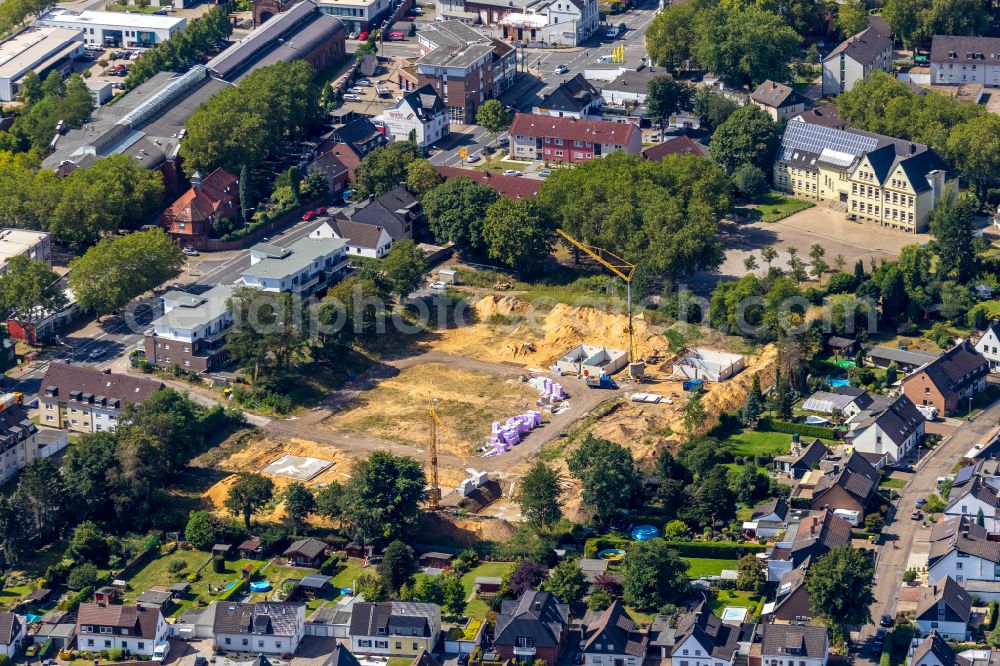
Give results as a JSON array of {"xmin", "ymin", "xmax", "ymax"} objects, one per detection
[
  {"xmin": 642, "ymin": 135, "xmax": 708, "ymax": 161},
  {"xmin": 163, "ymin": 168, "xmax": 238, "ymax": 228},
  {"xmin": 433, "ymin": 166, "xmax": 540, "ymax": 199},
  {"xmin": 510, "ymin": 113, "xmax": 638, "ymax": 145}
]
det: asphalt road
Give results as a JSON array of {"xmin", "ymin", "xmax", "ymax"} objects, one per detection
[{"xmin": 854, "ymin": 401, "xmax": 1000, "ymax": 665}]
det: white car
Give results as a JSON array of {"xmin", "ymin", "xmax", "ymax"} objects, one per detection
[
  {"xmin": 87, "ymin": 346, "xmax": 106, "ymax": 360},
  {"xmin": 502, "ymin": 169, "xmax": 522, "ymax": 176},
  {"xmin": 429, "ymin": 281, "xmax": 447, "ymax": 290},
  {"xmin": 152, "ymin": 644, "xmax": 170, "ymax": 662},
  {"xmin": 465, "ymin": 154, "xmax": 481, "ymax": 163},
  {"xmin": 355, "ymin": 78, "xmax": 372, "ymax": 86},
  {"xmin": 343, "ymin": 93, "xmax": 360, "ymax": 101},
  {"xmin": 182, "ymin": 247, "xmax": 199, "ymax": 256},
  {"xmin": 349, "ymin": 86, "xmax": 364, "ymax": 94},
  {"xmin": 606, "ymin": 27, "xmax": 620, "ymax": 38},
  {"xmin": 84, "ymin": 43, "xmax": 104, "ymax": 52},
  {"xmin": 554, "ymin": 64, "xmax": 569, "ymax": 74}
]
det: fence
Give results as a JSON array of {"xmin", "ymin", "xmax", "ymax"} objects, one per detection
[{"xmin": 203, "ymin": 200, "xmax": 322, "ymax": 252}]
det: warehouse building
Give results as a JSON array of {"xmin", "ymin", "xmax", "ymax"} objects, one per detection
[
  {"xmin": 36, "ymin": 8, "xmax": 186, "ymax": 48},
  {"xmin": 0, "ymin": 27, "xmax": 84, "ymax": 102}
]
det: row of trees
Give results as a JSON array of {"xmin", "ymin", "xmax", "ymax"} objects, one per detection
[
  {"xmin": 0, "ymin": 151, "xmax": 164, "ymax": 248},
  {"xmin": 124, "ymin": 3, "xmax": 233, "ymax": 91},
  {"xmin": 0, "ymin": 72, "xmax": 93, "ymax": 155},
  {"xmin": 181, "ymin": 60, "xmax": 322, "ymax": 176},
  {"xmin": 882, "ymin": 0, "xmax": 989, "ymax": 49}
]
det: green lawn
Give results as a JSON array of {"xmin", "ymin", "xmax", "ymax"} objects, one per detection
[
  {"xmin": 124, "ymin": 550, "xmax": 255, "ymax": 617},
  {"xmin": 706, "ymin": 590, "xmax": 761, "ymax": 614},
  {"xmin": 723, "ymin": 429, "xmax": 837, "ymax": 458},
  {"xmin": 880, "ymin": 478, "xmax": 906, "ymax": 489},
  {"xmin": 755, "ymin": 192, "xmax": 814, "ymax": 222},
  {"xmin": 682, "ymin": 557, "xmax": 738, "ymax": 578},
  {"xmin": 461, "ymin": 561, "xmax": 515, "ymax": 619},
  {"xmin": 0, "ymin": 583, "xmax": 35, "ymax": 610}
]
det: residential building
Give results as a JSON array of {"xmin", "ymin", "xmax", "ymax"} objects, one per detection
[
  {"xmin": 398, "ymin": 21, "xmax": 515, "ymax": 123},
  {"xmin": 767, "ymin": 510, "xmax": 852, "ymax": 582},
  {"xmin": 746, "ymin": 498, "xmax": 788, "ymax": 538},
  {"xmin": 0, "ymin": 405, "xmax": 66, "ymax": 486},
  {"xmin": 930, "ymin": 36, "xmax": 1000, "ymax": 88},
  {"xmin": 206, "ymin": 0, "xmax": 346, "ymax": 82},
  {"xmin": 433, "ymin": 166, "xmax": 541, "ymax": 199},
  {"xmin": 0, "ymin": 229, "xmax": 51, "ymax": 273},
  {"xmin": 902, "ymin": 341, "xmax": 990, "ymax": 415},
  {"xmin": 348, "ymin": 602, "xmax": 441, "ymax": 658},
  {"xmin": 927, "ymin": 519, "xmax": 1000, "ymax": 589},
  {"xmin": 641, "ymin": 136, "xmax": 708, "ymax": 161},
  {"xmin": 76, "ymin": 604, "xmax": 167, "ymax": 655},
  {"xmin": 581, "ymin": 600, "xmax": 647, "ymax": 666},
  {"xmin": 794, "ymin": 105, "xmax": 847, "ymax": 130},
  {"xmin": 0, "ymin": 612, "xmax": 23, "ymax": 658},
  {"xmin": 670, "ymin": 602, "xmax": 744, "ymax": 666},
  {"xmin": 348, "ymin": 184, "xmax": 424, "ymax": 240},
  {"xmin": 37, "ymin": 9, "xmax": 185, "ymax": 47},
  {"xmin": 760, "ymin": 624, "xmax": 829, "ymax": 666},
  {"xmin": 915, "ymin": 577, "xmax": 972, "ymax": 640},
  {"xmin": 846, "ymin": 394, "xmax": 925, "ymax": 463},
  {"xmin": 821, "ymin": 23, "xmax": 892, "ymax": 95},
  {"xmin": 283, "ymin": 538, "xmax": 329, "ymax": 567},
  {"xmin": 493, "ymin": 590, "xmax": 570, "ymax": 664},
  {"xmin": 975, "ymin": 323, "xmax": 1000, "ymax": 371},
  {"xmin": 867, "ymin": 345, "xmax": 942, "ymax": 372},
  {"xmin": 802, "ymin": 386, "xmax": 874, "ymax": 417},
  {"xmin": 312, "ymin": 217, "xmax": 394, "ymax": 258},
  {"xmin": 773, "ymin": 119, "xmax": 953, "ymax": 233},
  {"xmin": 750, "ymin": 80, "xmax": 809, "ymax": 122},
  {"xmin": 376, "ymin": 85, "xmax": 449, "ymax": 150},
  {"xmin": 773, "ymin": 439, "xmax": 829, "ymax": 479},
  {"xmin": 40, "ymin": 363, "xmax": 164, "ymax": 433},
  {"xmin": 945, "ymin": 478, "xmax": 1000, "ymax": 532},
  {"xmin": 509, "ymin": 113, "xmax": 641, "ymax": 163},
  {"xmin": 240, "ymin": 236, "xmax": 349, "ymax": 297},
  {"xmin": 436, "ymin": 0, "xmax": 597, "ymax": 45},
  {"xmin": 808, "ymin": 451, "xmax": 881, "ymax": 519},
  {"xmin": 144, "ymin": 285, "xmax": 234, "ymax": 373},
  {"xmin": 761, "ymin": 560, "xmax": 814, "ymax": 623},
  {"xmin": 315, "ymin": 0, "xmax": 391, "ymax": 33},
  {"xmin": 307, "ymin": 151, "xmax": 350, "ymax": 200},
  {"xmin": 160, "ymin": 169, "xmax": 240, "ymax": 250},
  {"xmin": 324, "ymin": 117, "xmax": 389, "ymax": 180},
  {"xmin": 34, "ymin": 610, "xmax": 76, "ymax": 651},
  {"xmin": 598, "ymin": 65, "xmax": 669, "ymax": 106},
  {"xmin": 533, "ymin": 74, "xmax": 602, "ymax": 118},
  {"xmin": 909, "ymin": 632, "xmax": 970, "ymax": 666},
  {"xmin": 212, "ymin": 603, "xmax": 305, "ymax": 654},
  {"xmin": 0, "ymin": 28, "xmax": 84, "ymax": 102}
]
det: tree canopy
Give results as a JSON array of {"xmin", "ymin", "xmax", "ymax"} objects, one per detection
[
  {"xmin": 342, "ymin": 452, "xmax": 426, "ymax": 545},
  {"xmin": 567, "ymin": 435, "xmax": 641, "ymax": 524},
  {"xmin": 804, "ymin": 544, "xmax": 875, "ymax": 630},
  {"xmin": 353, "ymin": 142, "xmax": 421, "ymax": 198},
  {"xmin": 0, "ymin": 255, "xmax": 66, "ymax": 325},
  {"xmin": 692, "ymin": 5, "xmax": 801, "ymax": 87},
  {"xmin": 224, "ymin": 472, "xmax": 275, "ymax": 529},
  {"xmin": 482, "ymin": 197, "xmax": 555, "ymax": 272},
  {"xmin": 709, "ymin": 105, "xmax": 781, "ymax": 173},
  {"xmin": 423, "ymin": 177, "xmax": 500, "ymax": 255},
  {"xmin": 621, "ymin": 540, "xmax": 690, "ymax": 610}
]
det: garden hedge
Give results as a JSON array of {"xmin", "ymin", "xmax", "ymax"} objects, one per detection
[
  {"xmin": 758, "ymin": 417, "xmax": 836, "ymax": 440},
  {"xmin": 662, "ymin": 540, "xmax": 767, "ymax": 559}
]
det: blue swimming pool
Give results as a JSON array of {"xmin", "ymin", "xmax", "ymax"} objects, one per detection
[
  {"xmin": 830, "ymin": 378, "xmax": 850, "ymax": 387},
  {"xmin": 631, "ymin": 525, "xmax": 658, "ymax": 541},
  {"xmin": 249, "ymin": 581, "xmax": 271, "ymax": 593}
]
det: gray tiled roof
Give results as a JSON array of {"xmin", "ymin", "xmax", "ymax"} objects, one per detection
[
  {"xmin": 495, "ymin": 590, "xmax": 568, "ymax": 649},
  {"xmin": 672, "ymin": 602, "xmax": 739, "ymax": 661},
  {"xmin": 212, "ymin": 602, "xmax": 301, "ymax": 636},
  {"xmin": 824, "ymin": 25, "xmax": 891, "ymax": 66},
  {"xmin": 582, "ymin": 600, "xmax": 647, "ymax": 657},
  {"xmin": 812, "ymin": 452, "xmax": 880, "ymax": 506},
  {"xmin": 349, "ymin": 602, "xmax": 438, "ymax": 638},
  {"xmin": 761, "ymin": 624, "xmax": 828, "ymax": 660},
  {"xmin": 916, "ymin": 577, "xmax": 971, "ymax": 623},
  {"xmin": 283, "ymin": 538, "xmax": 328, "ymax": 559},
  {"xmin": 931, "ymin": 35, "xmax": 1000, "ymax": 65},
  {"xmin": 751, "ymin": 80, "xmax": 809, "ymax": 109},
  {"xmin": 911, "ymin": 631, "xmax": 971, "ymax": 666}
]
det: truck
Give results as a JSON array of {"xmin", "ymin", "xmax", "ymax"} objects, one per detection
[{"xmin": 586, "ymin": 373, "xmax": 617, "ymax": 390}]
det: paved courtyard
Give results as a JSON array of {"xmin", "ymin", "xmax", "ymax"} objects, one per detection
[{"xmin": 687, "ymin": 205, "xmax": 930, "ymax": 293}]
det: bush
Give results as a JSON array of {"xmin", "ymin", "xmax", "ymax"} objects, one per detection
[
  {"xmin": 902, "ymin": 568, "xmax": 916, "ymax": 584},
  {"xmin": 58, "ymin": 586, "xmax": 94, "ymax": 612},
  {"xmin": 757, "ymin": 417, "xmax": 836, "ymax": 440},
  {"xmin": 864, "ymin": 514, "xmax": 885, "ymax": 533},
  {"xmin": 319, "ymin": 554, "xmax": 343, "ymax": 576},
  {"xmin": 212, "ymin": 556, "xmax": 225, "ymax": 574},
  {"xmin": 990, "ymin": 600, "xmax": 999, "ymax": 631},
  {"xmin": 661, "ymin": 540, "xmax": 766, "ymax": 559},
  {"xmin": 108, "ymin": 648, "xmax": 126, "ymax": 661},
  {"xmin": 732, "ymin": 164, "xmax": 767, "ymax": 198},
  {"xmin": 583, "ymin": 535, "xmax": 631, "ymax": 559},
  {"xmin": 168, "ymin": 558, "xmax": 187, "ymax": 575},
  {"xmin": 67, "ymin": 563, "xmax": 99, "ymax": 590}
]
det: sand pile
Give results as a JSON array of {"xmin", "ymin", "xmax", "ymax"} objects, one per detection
[{"xmin": 419, "ymin": 511, "xmax": 518, "ymax": 543}]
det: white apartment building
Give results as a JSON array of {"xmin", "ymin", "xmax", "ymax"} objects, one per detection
[
  {"xmin": 975, "ymin": 323, "xmax": 1000, "ymax": 372},
  {"xmin": 931, "ymin": 35, "xmax": 1000, "ymax": 87},
  {"xmin": 76, "ymin": 604, "xmax": 167, "ymax": 656},
  {"xmin": 145, "ymin": 285, "xmax": 233, "ymax": 373},
  {"xmin": 240, "ymin": 236, "xmax": 349, "ymax": 296},
  {"xmin": 821, "ymin": 23, "xmax": 892, "ymax": 96},
  {"xmin": 376, "ymin": 84, "xmax": 449, "ymax": 149},
  {"xmin": 213, "ymin": 603, "xmax": 305, "ymax": 655},
  {"xmin": 316, "ymin": 0, "xmax": 391, "ymax": 33},
  {"xmin": 36, "ymin": 8, "xmax": 186, "ymax": 47}
]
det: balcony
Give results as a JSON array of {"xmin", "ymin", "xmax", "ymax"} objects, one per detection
[{"xmin": 513, "ymin": 647, "xmax": 536, "ymax": 657}]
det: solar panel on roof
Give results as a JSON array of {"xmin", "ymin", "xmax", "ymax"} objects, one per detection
[{"xmin": 781, "ymin": 121, "xmax": 878, "ymax": 159}]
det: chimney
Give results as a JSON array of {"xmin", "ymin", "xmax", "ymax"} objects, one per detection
[
  {"xmin": 103, "ymin": 368, "xmax": 111, "ymax": 375},
  {"xmin": 910, "ymin": 143, "xmax": 916, "ymax": 154},
  {"xmin": 191, "ymin": 170, "xmax": 203, "ymax": 192}
]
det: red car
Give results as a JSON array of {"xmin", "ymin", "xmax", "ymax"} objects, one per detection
[
  {"xmin": 301, "ymin": 212, "xmax": 315, "ymax": 221},
  {"xmin": 359, "ymin": 31, "xmax": 369, "ymax": 40},
  {"xmin": 314, "ymin": 206, "xmax": 327, "ymax": 214}
]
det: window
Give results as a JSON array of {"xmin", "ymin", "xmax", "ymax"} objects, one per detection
[
  {"xmin": 105, "ymin": 641, "xmax": 111, "ymax": 648},
  {"xmin": 359, "ymin": 641, "xmax": 372, "ymax": 648},
  {"xmin": 413, "ymin": 643, "xmax": 419, "ymax": 650},
  {"xmin": 376, "ymin": 641, "xmax": 388, "ymax": 649},
  {"xmin": 259, "ymin": 642, "xmax": 265, "ymax": 648},
  {"xmin": 396, "ymin": 643, "xmax": 402, "ymax": 650},
  {"xmin": 87, "ymin": 640, "xmax": 95, "ymax": 647},
  {"xmin": 242, "ymin": 639, "xmax": 248, "ymax": 646},
  {"xmin": 138, "ymin": 643, "xmax": 144, "ymax": 650},
  {"xmin": 224, "ymin": 638, "xmax": 231, "ymax": 646}
]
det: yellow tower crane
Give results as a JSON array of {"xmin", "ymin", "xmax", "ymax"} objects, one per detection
[
  {"xmin": 427, "ymin": 397, "xmax": 451, "ymax": 510},
  {"xmin": 556, "ymin": 228, "xmax": 645, "ymax": 380}
]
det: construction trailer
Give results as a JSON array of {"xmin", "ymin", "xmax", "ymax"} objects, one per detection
[
  {"xmin": 556, "ymin": 344, "xmax": 628, "ymax": 377},
  {"xmin": 672, "ymin": 348, "xmax": 746, "ymax": 382}
]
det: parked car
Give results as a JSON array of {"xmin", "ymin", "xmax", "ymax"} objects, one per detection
[
  {"xmin": 497, "ymin": 136, "xmax": 509, "ymax": 147},
  {"xmin": 194, "ymin": 658, "xmax": 208, "ymax": 666},
  {"xmin": 302, "ymin": 212, "xmax": 316, "ymax": 221},
  {"xmin": 87, "ymin": 346, "xmax": 106, "ymax": 360},
  {"xmin": 502, "ymin": 169, "xmax": 522, "ymax": 176},
  {"xmin": 429, "ymin": 281, "xmax": 446, "ymax": 290},
  {"xmin": 355, "ymin": 78, "xmax": 372, "ymax": 86},
  {"xmin": 348, "ymin": 31, "xmax": 359, "ymax": 39},
  {"xmin": 617, "ymin": 22, "xmax": 626, "ymax": 31},
  {"xmin": 465, "ymin": 154, "xmax": 481, "ymax": 163},
  {"xmin": 554, "ymin": 63, "xmax": 569, "ymax": 74},
  {"xmin": 181, "ymin": 247, "xmax": 199, "ymax": 256},
  {"xmin": 359, "ymin": 31, "xmax": 369, "ymax": 40},
  {"xmin": 539, "ymin": 169, "xmax": 551, "ymax": 177},
  {"xmin": 84, "ymin": 43, "xmax": 104, "ymax": 52},
  {"xmin": 915, "ymin": 497, "xmax": 927, "ymax": 508},
  {"xmin": 343, "ymin": 93, "xmax": 360, "ymax": 101},
  {"xmin": 390, "ymin": 31, "xmax": 405, "ymax": 40},
  {"xmin": 349, "ymin": 86, "xmax": 364, "ymax": 94},
  {"xmin": 880, "ymin": 614, "xmax": 895, "ymax": 627},
  {"xmin": 314, "ymin": 206, "xmax": 327, "ymax": 214},
  {"xmin": 411, "ymin": 6, "xmax": 424, "ymax": 13},
  {"xmin": 910, "ymin": 510, "xmax": 922, "ymax": 521},
  {"xmin": 152, "ymin": 644, "xmax": 170, "ymax": 662},
  {"xmin": 896, "ymin": 463, "xmax": 915, "ymax": 472},
  {"xmin": 606, "ymin": 26, "xmax": 620, "ymax": 38}
]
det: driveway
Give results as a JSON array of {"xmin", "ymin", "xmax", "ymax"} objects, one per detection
[{"xmin": 687, "ymin": 205, "xmax": 930, "ymax": 294}]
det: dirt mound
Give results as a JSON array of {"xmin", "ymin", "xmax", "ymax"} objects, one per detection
[{"xmin": 420, "ymin": 511, "xmax": 518, "ymax": 543}]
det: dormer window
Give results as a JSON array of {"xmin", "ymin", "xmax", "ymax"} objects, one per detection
[{"xmin": 378, "ymin": 628, "xmax": 386, "ymax": 635}]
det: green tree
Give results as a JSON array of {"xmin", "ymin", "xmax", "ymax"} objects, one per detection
[
  {"xmin": 732, "ymin": 164, "xmax": 767, "ymax": 198},
  {"xmin": 930, "ymin": 185, "xmax": 977, "ymax": 282},
  {"xmin": 567, "ymin": 435, "xmax": 641, "ymax": 524},
  {"xmin": 223, "ymin": 472, "xmax": 275, "ymax": 529},
  {"xmin": 732, "ymin": 463, "xmax": 769, "ymax": 504},
  {"xmin": 438, "ymin": 572, "xmax": 465, "ymax": 615},
  {"xmin": 517, "ymin": 462, "xmax": 563, "ymax": 528},
  {"xmin": 946, "ymin": 115, "xmax": 1000, "ymax": 199},
  {"xmin": 979, "ymin": 507, "xmax": 987, "ymax": 527},
  {"xmin": 682, "ymin": 390, "xmax": 707, "ymax": 436},
  {"xmin": 0, "ymin": 255, "xmax": 66, "ymax": 326},
  {"xmin": 69, "ymin": 521, "xmax": 109, "ymax": 565},
  {"xmin": 476, "ymin": 99, "xmax": 511, "ymax": 137},
  {"xmin": 735, "ymin": 554, "xmax": 764, "ymax": 593},
  {"xmin": 412, "ymin": 574, "xmax": 445, "ymax": 604},
  {"xmin": 690, "ymin": 467, "xmax": 737, "ymax": 526},
  {"xmin": 314, "ymin": 482, "xmax": 344, "ymax": 526},
  {"xmin": 423, "ymin": 177, "xmax": 500, "ymax": 255},
  {"xmin": 544, "ymin": 560, "xmax": 588, "ymax": 604},
  {"xmin": 880, "ymin": 266, "xmax": 908, "ymax": 324},
  {"xmin": 693, "ymin": 6, "xmax": 801, "ymax": 87},
  {"xmin": 239, "ymin": 164, "xmax": 252, "ymax": 222},
  {"xmin": 342, "ymin": 452, "xmax": 426, "ymax": 544},
  {"xmin": 646, "ymin": 77, "xmax": 693, "ymax": 131},
  {"xmin": 882, "ymin": 0, "xmax": 927, "ymax": 48},
  {"xmin": 378, "ymin": 540, "xmax": 415, "ymax": 592},
  {"xmin": 186, "ymin": 510, "xmax": 224, "ymax": 551},
  {"xmin": 381, "ymin": 240, "xmax": 428, "ymax": 296},
  {"xmin": 68, "ymin": 562, "xmax": 99, "ymax": 590},
  {"xmin": 903, "ymin": 568, "xmax": 917, "ymax": 584},
  {"xmin": 61, "ymin": 433, "xmax": 117, "ymax": 522},
  {"xmin": 645, "ymin": 1, "xmax": 700, "ymax": 72},
  {"xmin": 68, "ymin": 229, "xmax": 183, "ymax": 317},
  {"xmin": 809, "ymin": 243, "xmax": 828, "ymax": 279},
  {"xmin": 864, "ymin": 513, "xmax": 885, "ymax": 533},
  {"xmin": 621, "ymin": 540, "xmax": 690, "ymax": 611},
  {"xmin": 356, "ymin": 572, "xmax": 389, "ymax": 601},
  {"xmin": 405, "ymin": 158, "xmax": 441, "ymax": 196},
  {"xmin": 17, "ymin": 458, "xmax": 66, "ymax": 542},
  {"xmin": 741, "ymin": 374, "xmax": 764, "ymax": 426},
  {"xmin": 482, "ymin": 197, "xmax": 555, "ymax": 272},
  {"xmin": 692, "ymin": 88, "xmax": 740, "ymax": 131},
  {"xmin": 18, "ymin": 70, "xmax": 41, "ymax": 105},
  {"xmin": 284, "ymin": 482, "xmax": 315, "ymax": 527},
  {"xmin": 225, "ymin": 287, "xmax": 306, "ymax": 386},
  {"xmin": 709, "ymin": 105, "xmax": 781, "ymax": 173},
  {"xmin": 353, "ymin": 142, "xmax": 421, "ymax": 198},
  {"xmin": 804, "ymin": 545, "xmax": 875, "ymax": 630},
  {"xmin": 588, "ymin": 588, "xmax": 613, "ymax": 611},
  {"xmin": 744, "ymin": 255, "xmax": 759, "ymax": 273},
  {"xmin": 836, "ymin": 0, "xmax": 869, "ymax": 36}
]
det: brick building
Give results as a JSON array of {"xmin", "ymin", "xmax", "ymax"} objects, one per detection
[
  {"xmin": 902, "ymin": 340, "xmax": 989, "ymax": 415},
  {"xmin": 509, "ymin": 113, "xmax": 641, "ymax": 163},
  {"xmin": 160, "ymin": 168, "xmax": 239, "ymax": 250}
]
